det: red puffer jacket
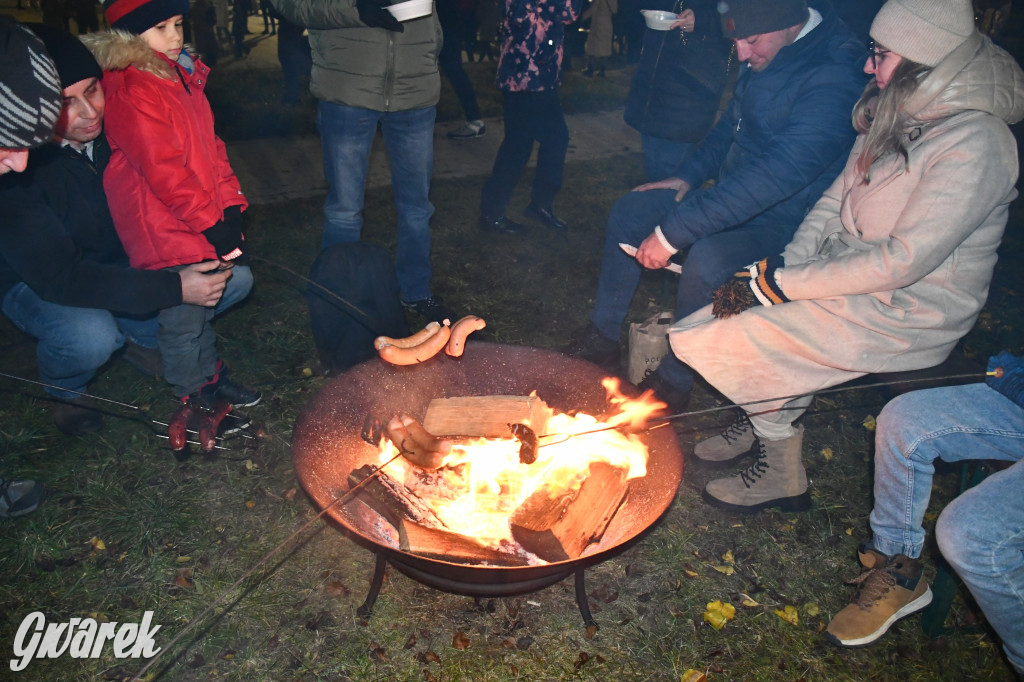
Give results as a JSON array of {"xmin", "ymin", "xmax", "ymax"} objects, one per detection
[{"xmin": 82, "ymin": 31, "xmax": 247, "ymax": 271}]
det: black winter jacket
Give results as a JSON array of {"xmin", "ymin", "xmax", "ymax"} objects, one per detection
[
  {"xmin": 659, "ymin": 2, "xmax": 866, "ymax": 250},
  {"xmin": 0, "ymin": 136, "xmax": 183, "ymax": 315},
  {"xmin": 623, "ymin": 0, "xmax": 733, "ymax": 144}
]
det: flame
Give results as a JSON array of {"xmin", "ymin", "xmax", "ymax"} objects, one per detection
[{"xmin": 377, "ymin": 380, "xmax": 667, "ymax": 549}]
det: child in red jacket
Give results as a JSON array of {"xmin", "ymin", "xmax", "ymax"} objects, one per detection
[{"xmin": 83, "ymin": 0, "xmax": 260, "ymax": 416}]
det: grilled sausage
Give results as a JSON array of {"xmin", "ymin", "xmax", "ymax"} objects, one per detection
[
  {"xmin": 169, "ymin": 402, "xmax": 194, "ymax": 452},
  {"xmin": 445, "ymin": 315, "xmax": 486, "ymax": 357},
  {"xmin": 377, "ymin": 323, "xmax": 452, "ymax": 365},
  {"xmin": 198, "ymin": 399, "xmax": 233, "ymax": 452},
  {"xmin": 385, "ymin": 414, "xmax": 449, "ymax": 470}
]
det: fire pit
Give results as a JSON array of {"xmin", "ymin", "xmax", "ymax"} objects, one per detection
[{"xmin": 292, "ymin": 343, "xmax": 683, "ymax": 624}]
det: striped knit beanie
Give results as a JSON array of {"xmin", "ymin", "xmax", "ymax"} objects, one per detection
[
  {"xmin": 870, "ymin": 0, "xmax": 976, "ymax": 67},
  {"xmin": 0, "ymin": 16, "xmax": 61, "ymax": 149},
  {"xmin": 102, "ymin": 0, "xmax": 190, "ymax": 35}
]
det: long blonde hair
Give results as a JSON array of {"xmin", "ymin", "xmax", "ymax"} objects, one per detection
[{"xmin": 851, "ymin": 57, "xmax": 932, "ymax": 182}]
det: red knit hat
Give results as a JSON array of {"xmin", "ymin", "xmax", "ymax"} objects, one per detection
[{"xmin": 102, "ymin": 0, "xmax": 190, "ymax": 35}]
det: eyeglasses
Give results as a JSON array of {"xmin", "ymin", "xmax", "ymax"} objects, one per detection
[{"xmin": 867, "ymin": 40, "xmax": 891, "ymax": 69}]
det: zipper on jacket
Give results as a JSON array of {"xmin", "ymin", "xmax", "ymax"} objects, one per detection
[
  {"xmin": 384, "ymin": 33, "xmax": 395, "ymax": 111},
  {"xmin": 174, "ymin": 64, "xmax": 192, "ymax": 94}
]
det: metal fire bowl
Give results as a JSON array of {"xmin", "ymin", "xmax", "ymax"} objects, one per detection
[{"xmin": 292, "ymin": 342, "xmax": 683, "ymax": 596}]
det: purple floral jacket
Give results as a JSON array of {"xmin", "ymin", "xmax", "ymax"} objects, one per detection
[{"xmin": 496, "ymin": 0, "xmax": 581, "ymax": 92}]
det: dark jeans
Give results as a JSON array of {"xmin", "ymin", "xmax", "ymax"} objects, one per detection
[
  {"xmin": 480, "ymin": 89, "xmax": 568, "ymax": 219},
  {"xmin": 439, "ymin": 19, "xmax": 481, "ymax": 121},
  {"xmin": 589, "ymin": 188, "xmax": 798, "ymax": 392}
]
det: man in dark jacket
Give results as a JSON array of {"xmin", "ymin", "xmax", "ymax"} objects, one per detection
[
  {"xmin": 623, "ymin": 0, "xmax": 734, "ymax": 181},
  {"xmin": 0, "ymin": 25, "xmax": 241, "ymax": 436},
  {"xmin": 570, "ymin": 0, "xmax": 866, "ymax": 409},
  {"xmin": 270, "ymin": 0, "xmax": 453, "ymax": 324}
]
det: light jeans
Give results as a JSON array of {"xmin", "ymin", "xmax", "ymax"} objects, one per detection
[
  {"xmin": 870, "ymin": 383, "xmax": 1024, "ymax": 675},
  {"xmin": 2, "ymin": 265, "xmax": 253, "ymax": 399},
  {"xmin": 317, "ymin": 102, "xmax": 436, "ymax": 303}
]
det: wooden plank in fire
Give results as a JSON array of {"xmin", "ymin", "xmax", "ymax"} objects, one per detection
[
  {"xmin": 509, "ymin": 462, "xmax": 630, "ymax": 562},
  {"xmin": 422, "ymin": 395, "xmax": 553, "ymax": 437},
  {"xmin": 397, "ymin": 520, "xmax": 529, "ymax": 566},
  {"xmin": 347, "ymin": 464, "xmax": 449, "ymax": 531}
]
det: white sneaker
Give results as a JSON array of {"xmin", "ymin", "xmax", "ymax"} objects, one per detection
[{"xmin": 448, "ymin": 120, "xmax": 485, "ymax": 140}]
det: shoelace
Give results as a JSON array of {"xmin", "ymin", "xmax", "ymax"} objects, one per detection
[
  {"xmin": 846, "ymin": 567, "xmax": 896, "ymax": 607},
  {"xmin": 721, "ymin": 417, "xmax": 751, "ymax": 445},
  {"xmin": 738, "ymin": 442, "xmax": 770, "ymax": 488}
]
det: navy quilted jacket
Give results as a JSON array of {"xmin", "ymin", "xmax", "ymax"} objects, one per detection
[{"xmin": 659, "ymin": 1, "xmax": 866, "ymax": 250}]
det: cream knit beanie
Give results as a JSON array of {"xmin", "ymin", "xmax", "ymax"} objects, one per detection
[{"xmin": 870, "ymin": 0, "xmax": 976, "ymax": 67}]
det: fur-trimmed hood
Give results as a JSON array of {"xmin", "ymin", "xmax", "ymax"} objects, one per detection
[{"xmin": 80, "ymin": 29, "xmax": 179, "ymax": 81}]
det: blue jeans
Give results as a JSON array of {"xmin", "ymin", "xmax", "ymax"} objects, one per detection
[
  {"xmin": 870, "ymin": 384, "xmax": 1024, "ymax": 674},
  {"xmin": 317, "ymin": 102, "xmax": 436, "ymax": 303},
  {"xmin": 480, "ymin": 89, "xmax": 568, "ymax": 219},
  {"xmin": 640, "ymin": 134, "xmax": 695, "ymax": 183},
  {"xmin": 588, "ymin": 188, "xmax": 797, "ymax": 392},
  {"xmin": 1, "ymin": 265, "xmax": 253, "ymax": 399}
]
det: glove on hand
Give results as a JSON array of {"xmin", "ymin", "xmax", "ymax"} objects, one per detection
[
  {"xmin": 987, "ymin": 351, "xmax": 1024, "ymax": 408},
  {"xmin": 202, "ymin": 205, "xmax": 245, "ymax": 262},
  {"xmin": 711, "ymin": 256, "xmax": 787, "ymax": 319},
  {"xmin": 356, "ymin": 0, "xmax": 404, "ymax": 31}
]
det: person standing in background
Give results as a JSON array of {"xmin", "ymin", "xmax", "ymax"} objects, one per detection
[
  {"xmin": 623, "ymin": 0, "xmax": 732, "ymax": 180},
  {"xmin": 582, "ymin": 0, "xmax": 616, "ymax": 76},
  {"xmin": 477, "ymin": 0, "xmax": 583, "ymax": 235}
]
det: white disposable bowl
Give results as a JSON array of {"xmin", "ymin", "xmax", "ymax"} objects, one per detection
[
  {"xmin": 640, "ymin": 9, "xmax": 677, "ymax": 30},
  {"xmin": 387, "ymin": 0, "xmax": 433, "ymax": 21}
]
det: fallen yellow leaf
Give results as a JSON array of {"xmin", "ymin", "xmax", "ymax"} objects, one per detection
[
  {"xmin": 681, "ymin": 670, "xmax": 707, "ymax": 682},
  {"xmin": 302, "ymin": 367, "xmax": 313, "ymax": 377},
  {"xmin": 846, "ymin": 527, "xmax": 853, "ymax": 536},
  {"xmin": 702, "ymin": 600, "xmax": 736, "ymax": 631},
  {"xmin": 722, "ymin": 550, "xmax": 734, "ymax": 564},
  {"xmin": 739, "ymin": 593, "xmax": 760, "ymax": 607},
  {"xmin": 804, "ymin": 602, "xmax": 820, "ymax": 617},
  {"xmin": 775, "ymin": 605, "xmax": 799, "ymax": 625},
  {"xmin": 245, "ymin": 500, "xmax": 256, "ymax": 509},
  {"xmin": 176, "ymin": 556, "xmax": 191, "ymax": 563},
  {"xmin": 712, "ymin": 565, "xmax": 735, "ymax": 575},
  {"xmin": 90, "ymin": 537, "xmax": 106, "ymax": 551},
  {"xmin": 862, "ymin": 415, "xmax": 877, "ymax": 431},
  {"xmin": 820, "ymin": 447, "xmax": 833, "ymax": 461}
]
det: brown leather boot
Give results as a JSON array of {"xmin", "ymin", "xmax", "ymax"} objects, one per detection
[
  {"xmin": 702, "ymin": 426, "xmax": 809, "ymax": 512},
  {"xmin": 52, "ymin": 396, "xmax": 104, "ymax": 436}
]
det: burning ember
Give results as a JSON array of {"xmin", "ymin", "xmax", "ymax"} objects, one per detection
[{"xmin": 358, "ymin": 378, "xmax": 667, "ymax": 565}]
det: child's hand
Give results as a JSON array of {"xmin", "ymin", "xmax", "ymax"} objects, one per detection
[{"xmin": 203, "ymin": 206, "xmax": 245, "ymax": 261}]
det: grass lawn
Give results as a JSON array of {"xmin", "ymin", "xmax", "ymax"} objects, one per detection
[{"xmin": 0, "ymin": 37, "xmax": 1022, "ymax": 681}]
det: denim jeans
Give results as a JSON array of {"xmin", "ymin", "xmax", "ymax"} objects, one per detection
[
  {"xmin": 317, "ymin": 102, "xmax": 436, "ymax": 303},
  {"xmin": 157, "ymin": 264, "xmax": 254, "ymax": 397},
  {"xmin": 870, "ymin": 384, "xmax": 1024, "ymax": 674},
  {"xmin": 588, "ymin": 188, "xmax": 798, "ymax": 392},
  {"xmin": 480, "ymin": 89, "xmax": 568, "ymax": 219},
  {"xmin": 1, "ymin": 265, "xmax": 253, "ymax": 399},
  {"xmin": 640, "ymin": 134, "xmax": 695, "ymax": 183},
  {"xmin": 937, "ymin": 459, "xmax": 1024, "ymax": 675}
]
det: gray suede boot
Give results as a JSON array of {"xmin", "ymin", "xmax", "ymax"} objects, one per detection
[
  {"xmin": 702, "ymin": 426, "xmax": 810, "ymax": 513},
  {"xmin": 694, "ymin": 415, "xmax": 758, "ymax": 465}
]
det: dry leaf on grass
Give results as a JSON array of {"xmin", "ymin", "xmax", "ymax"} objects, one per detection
[
  {"xmin": 775, "ymin": 604, "xmax": 799, "ymax": 625},
  {"xmin": 702, "ymin": 600, "xmax": 736, "ymax": 630},
  {"xmin": 681, "ymin": 670, "xmax": 707, "ymax": 682},
  {"xmin": 862, "ymin": 415, "xmax": 877, "ymax": 431},
  {"xmin": 452, "ymin": 631, "xmax": 470, "ymax": 649}
]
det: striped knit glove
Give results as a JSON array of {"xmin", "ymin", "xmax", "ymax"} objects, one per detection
[
  {"xmin": 987, "ymin": 351, "xmax": 1024, "ymax": 408},
  {"xmin": 711, "ymin": 256, "xmax": 788, "ymax": 319}
]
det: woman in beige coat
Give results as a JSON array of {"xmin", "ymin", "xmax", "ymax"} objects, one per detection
[{"xmin": 668, "ymin": 0, "xmax": 1024, "ymax": 513}]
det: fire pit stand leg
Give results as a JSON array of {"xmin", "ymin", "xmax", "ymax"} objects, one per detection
[
  {"xmin": 574, "ymin": 568, "xmax": 598, "ymax": 629},
  {"xmin": 357, "ymin": 553, "xmax": 388, "ymax": 617}
]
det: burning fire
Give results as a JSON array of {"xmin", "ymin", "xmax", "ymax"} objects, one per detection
[{"xmin": 376, "ymin": 378, "xmax": 667, "ymax": 548}]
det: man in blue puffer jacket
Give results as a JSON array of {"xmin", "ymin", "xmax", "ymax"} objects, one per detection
[{"xmin": 569, "ymin": 0, "xmax": 865, "ymax": 409}]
